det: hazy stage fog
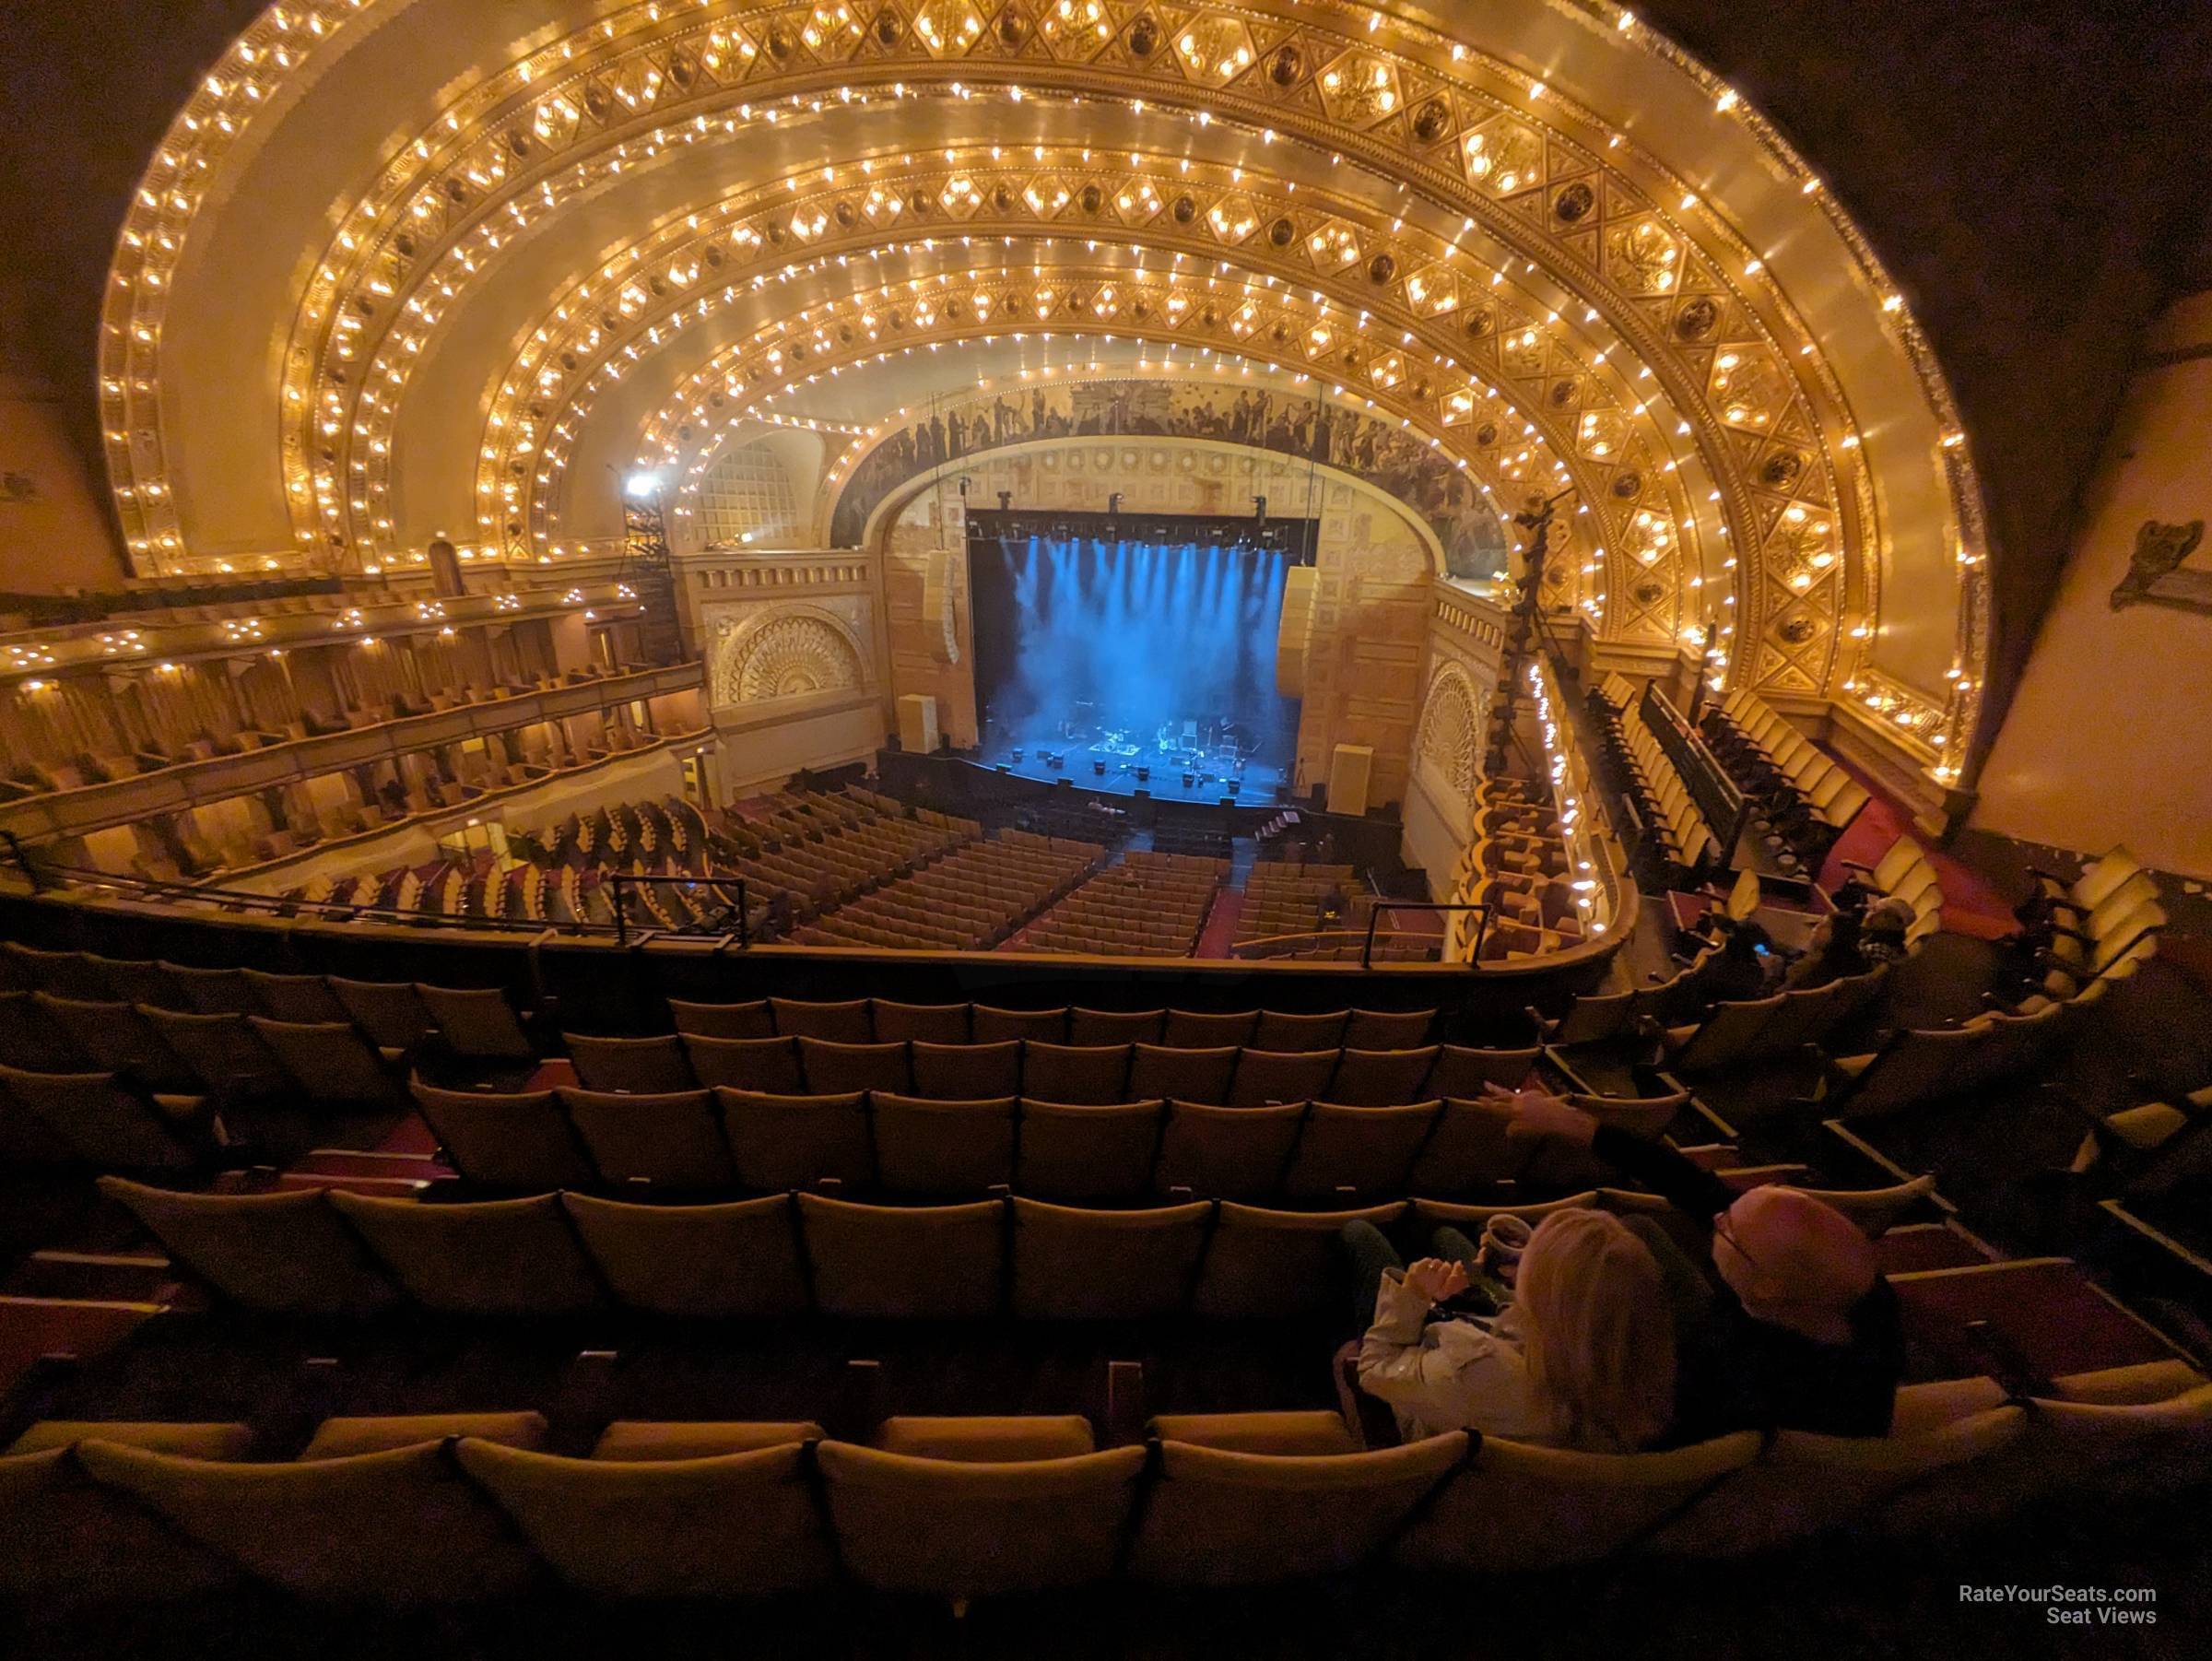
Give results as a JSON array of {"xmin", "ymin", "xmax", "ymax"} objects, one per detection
[{"xmin": 971, "ymin": 535, "xmax": 1300, "ymax": 799}]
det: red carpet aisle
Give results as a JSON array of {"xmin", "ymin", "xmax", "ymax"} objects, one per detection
[{"xmin": 1194, "ymin": 889, "xmax": 1245, "ymax": 959}]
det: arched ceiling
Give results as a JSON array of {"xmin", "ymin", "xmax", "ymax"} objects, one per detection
[{"xmin": 83, "ymin": 0, "xmax": 2042, "ymax": 775}]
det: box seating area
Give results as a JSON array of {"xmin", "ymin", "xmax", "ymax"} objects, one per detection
[
  {"xmin": 6, "ymin": 1355, "xmax": 2206, "ymax": 1604},
  {"xmin": 1589, "ymin": 678, "xmax": 1719, "ymax": 876},
  {"xmin": 1704, "ymin": 687, "xmax": 1873, "ymax": 872},
  {"xmin": 1448, "ymin": 778, "xmax": 1591, "ymax": 962},
  {"xmin": 1019, "ymin": 850, "xmax": 1227, "ymax": 957},
  {"xmin": 1236, "ymin": 861, "xmax": 1360, "ymax": 946},
  {"xmin": 793, "ymin": 831, "xmax": 1100, "ymax": 951}
]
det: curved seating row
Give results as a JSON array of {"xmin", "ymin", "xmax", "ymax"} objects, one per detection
[
  {"xmin": 9, "ymin": 1361, "xmax": 2207, "ymax": 1605},
  {"xmin": 564, "ymin": 1035, "xmax": 1535, "ymax": 1108},
  {"xmin": 0, "ymin": 946, "xmax": 1451, "ymax": 1052},
  {"xmin": 409, "ymin": 1082, "xmax": 1665, "ymax": 1203},
  {"xmin": 100, "ymin": 1183, "xmax": 1936, "ymax": 1325}
]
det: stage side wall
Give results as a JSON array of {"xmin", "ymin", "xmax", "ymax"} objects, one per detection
[
  {"xmin": 882, "ymin": 487, "xmax": 981, "ymax": 750},
  {"xmin": 1402, "ymin": 584, "xmax": 1512, "ymax": 899},
  {"xmin": 671, "ymin": 548, "xmax": 894, "ymax": 797},
  {"xmin": 1971, "ymin": 289, "xmax": 2212, "ymax": 879}
]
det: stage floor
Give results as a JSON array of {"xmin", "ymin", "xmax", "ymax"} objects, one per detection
[{"xmin": 980, "ymin": 733, "xmax": 1291, "ymax": 804}]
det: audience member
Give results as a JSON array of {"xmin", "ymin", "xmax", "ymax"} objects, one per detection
[
  {"xmin": 1344, "ymin": 1211, "xmax": 1676, "ymax": 1450},
  {"xmin": 1491, "ymin": 1086, "xmax": 1900, "ymax": 1438},
  {"xmin": 1703, "ymin": 919, "xmax": 1780, "ymax": 1003},
  {"xmin": 1856, "ymin": 896, "xmax": 1912, "ymax": 967},
  {"xmin": 1782, "ymin": 906, "xmax": 1865, "ymax": 990}
]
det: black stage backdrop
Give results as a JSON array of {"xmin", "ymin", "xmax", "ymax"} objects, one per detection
[{"xmin": 971, "ymin": 536, "xmax": 1299, "ymax": 771}]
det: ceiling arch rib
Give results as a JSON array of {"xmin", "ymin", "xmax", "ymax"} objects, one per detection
[
  {"xmin": 540, "ymin": 253, "xmax": 1682, "ymax": 643},
  {"xmin": 341, "ymin": 100, "xmax": 1754, "ymax": 598},
  {"xmin": 597, "ymin": 269, "xmax": 1663, "ymax": 632},
  {"xmin": 459, "ymin": 142, "xmax": 1722, "ymax": 566},
  {"xmin": 100, "ymin": 0, "xmax": 1992, "ymax": 776},
  {"xmin": 484, "ymin": 217, "xmax": 1717, "ymax": 641},
  {"xmin": 277, "ymin": 17, "xmax": 1882, "ymax": 711}
]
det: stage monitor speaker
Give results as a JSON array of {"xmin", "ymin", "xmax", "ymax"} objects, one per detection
[
  {"xmin": 995, "ymin": 764, "xmax": 1011, "ymax": 776},
  {"xmin": 1326, "ymin": 744, "xmax": 1374, "ymax": 817},
  {"xmin": 1135, "ymin": 766, "xmax": 1150, "ymax": 783},
  {"xmin": 897, "ymin": 695, "xmax": 940, "ymax": 756},
  {"xmin": 1218, "ymin": 796, "xmax": 1235, "ymax": 808}
]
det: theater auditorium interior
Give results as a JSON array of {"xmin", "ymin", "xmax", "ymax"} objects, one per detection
[{"xmin": 0, "ymin": 0, "xmax": 2209, "ymax": 1653}]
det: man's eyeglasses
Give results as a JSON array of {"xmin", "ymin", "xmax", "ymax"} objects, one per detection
[{"xmin": 1712, "ymin": 1210, "xmax": 1761, "ymax": 1274}]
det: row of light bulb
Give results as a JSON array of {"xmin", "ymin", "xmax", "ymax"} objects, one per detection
[
  {"xmin": 100, "ymin": 0, "xmax": 1970, "ymax": 755},
  {"xmin": 538, "ymin": 264, "xmax": 1613, "ymax": 564}
]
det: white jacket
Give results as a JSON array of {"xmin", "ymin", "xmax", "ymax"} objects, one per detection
[{"xmin": 1356, "ymin": 1271, "xmax": 1560, "ymax": 1445}]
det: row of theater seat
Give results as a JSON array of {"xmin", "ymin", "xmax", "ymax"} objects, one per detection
[
  {"xmin": 1656, "ymin": 962, "xmax": 1893, "ymax": 1075},
  {"xmin": 100, "ymin": 1183, "xmax": 1931, "ymax": 1324},
  {"xmin": 0, "ymin": 943, "xmax": 1453, "ymax": 1056},
  {"xmin": 1705, "ymin": 687, "xmax": 1873, "ymax": 871},
  {"xmin": 11, "ymin": 1360, "xmax": 2208, "ymax": 1605},
  {"xmin": 562, "ymin": 1035, "xmax": 1538, "ymax": 1107},
  {"xmin": 664, "ymin": 995, "xmax": 1441, "ymax": 1051},
  {"xmin": 410, "ymin": 1081, "xmax": 1670, "ymax": 1202},
  {"xmin": 1589, "ymin": 679, "xmax": 1720, "ymax": 874}
]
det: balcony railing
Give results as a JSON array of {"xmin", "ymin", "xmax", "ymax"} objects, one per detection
[{"xmin": 0, "ymin": 661, "xmax": 706, "ymax": 844}]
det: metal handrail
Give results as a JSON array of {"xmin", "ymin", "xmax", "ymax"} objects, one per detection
[
  {"xmin": 1362, "ymin": 901, "xmax": 1490, "ymax": 967},
  {"xmin": 607, "ymin": 871, "xmax": 753, "ymax": 948}
]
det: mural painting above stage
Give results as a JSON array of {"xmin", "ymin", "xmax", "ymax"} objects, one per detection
[{"xmin": 830, "ymin": 379, "xmax": 1510, "ymax": 579}]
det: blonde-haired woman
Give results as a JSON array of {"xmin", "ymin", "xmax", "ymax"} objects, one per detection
[{"xmin": 1350, "ymin": 1208, "xmax": 1677, "ymax": 1451}]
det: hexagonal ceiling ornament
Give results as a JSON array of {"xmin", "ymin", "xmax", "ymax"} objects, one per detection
[
  {"xmin": 1204, "ymin": 192, "xmax": 1260, "ymax": 243},
  {"xmin": 1606, "ymin": 218, "xmax": 1682, "ymax": 295},
  {"xmin": 1461, "ymin": 118, "xmax": 1545, "ymax": 196},
  {"xmin": 1315, "ymin": 52, "xmax": 1404, "ymax": 126},
  {"xmin": 913, "ymin": 0, "xmax": 986, "ymax": 56},
  {"xmin": 1173, "ymin": 16, "xmax": 1256, "ymax": 85},
  {"xmin": 1038, "ymin": 0, "xmax": 1115, "ymax": 53},
  {"xmin": 1711, "ymin": 347, "xmax": 1790, "ymax": 433}
]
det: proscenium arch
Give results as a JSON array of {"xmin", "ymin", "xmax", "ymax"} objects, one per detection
[
  {"xmin": 853, "ymin": 430, "xmax": 1456, "ymax": 574},
  {"xmin": 100, "ymin": 0, "xmax": 1991, "ymax": 772}
]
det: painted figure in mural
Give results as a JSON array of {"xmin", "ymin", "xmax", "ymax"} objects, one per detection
[{"xmin": 825, "ymin": 379, "xmax": 1518, "ymax": 571}]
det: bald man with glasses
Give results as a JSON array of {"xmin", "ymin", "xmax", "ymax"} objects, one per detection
[{"xmin": 1490, "ymin": 1085, "xmax": 1902, "ymax": 1439}]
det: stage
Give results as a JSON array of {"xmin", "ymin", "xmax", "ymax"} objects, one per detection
[{"xmin": 979, "ymin": 722, "xmax": 1291, "ymax": 805}]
